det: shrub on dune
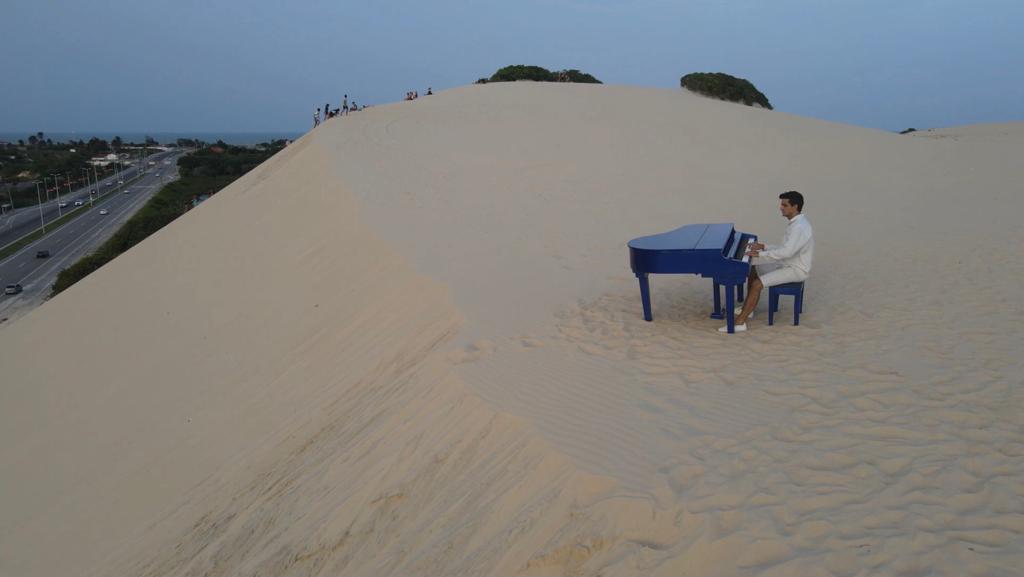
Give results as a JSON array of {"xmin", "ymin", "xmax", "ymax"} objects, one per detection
[
  {"xmin": 478, "ymin": 65, "xmax": 602, "ymax": 84},
  {"xmin": 680, "ymin": 72, "xmax": 773, "ymax": 109}
]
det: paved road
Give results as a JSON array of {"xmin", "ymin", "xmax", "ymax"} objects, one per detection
[
  {"xmin": 0, "ymin": 150, "xmax": 179, "ymax": 248},
  {"xmin": 0, "ymin": 151, "xmax": 186, "ymax": 327}
]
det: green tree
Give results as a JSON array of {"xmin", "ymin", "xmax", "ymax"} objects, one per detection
[
  {"xmin": 489, "ymin": 65, "xmax": 555, "ymax": 82},
  {"xmin": 680, "ymin": 72, "xmax": 773, "ymax": 109},
  {"xmin": 554, "ymin": 69, "xmax": 601, "ymax": 83},
  {"xmin": 483, "ymin": 65, "xmax": 602, "ymax": 84},
  {"xmin": 111, "ymin": 136, "xmax": 123, "ymax": 151},
  {"xmin": 87, "ymin": 137, "xmax": 109, "ymax": 153}
]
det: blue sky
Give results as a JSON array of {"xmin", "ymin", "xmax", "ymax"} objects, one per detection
[{"xmin": 2, "ymin": 0, "xmax": 1022, "ymax": 134}]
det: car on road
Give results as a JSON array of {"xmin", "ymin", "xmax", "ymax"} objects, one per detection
[
  {"xmin": 4, "ymin": 284, "xmax": 23, "ymax": 295},
  {"xmin": 118, "ymin": 180, "xmax": 124, "ymax": 184},
  {"xmin": 36, "ymin": 249, "xmax": 50, "ymax": 258},
  {"xmin": 59, "ymin": 201, "xmax": 68, "ymax": 207},
  {"xmin": 106, "ymin": 182, "xmax": 112, "ymax": 186},
  {"xmin": 99, "ymin": 209, "xmax": 109, "ymax": 215},
  {"xmin": 74, "ymin": 199, "xmax": 84, "ymax": 206}
]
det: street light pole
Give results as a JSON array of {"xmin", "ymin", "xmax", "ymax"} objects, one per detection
[
  {"xmin": 54, "ymin": 174, "xmax": 63, "ymax": 217},
  {"xmin": 35, "ymin": 181, "xmax": 46, "ymax": 234},
  {"xmin": 83, "ymin": 168, "xmax": 93, "ymax": 207}
]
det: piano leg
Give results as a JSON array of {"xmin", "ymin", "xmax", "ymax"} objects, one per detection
[
  {"xmin": 725, "ymin": 283, "xmax": 736, "ymax": 333},
  {"xmin": 637, "ymin": 273, "xmax": 653, "ymax": 321},
  {"xmin": 710, "ymin": 281, "xmax": 724, "ymax": 319}
]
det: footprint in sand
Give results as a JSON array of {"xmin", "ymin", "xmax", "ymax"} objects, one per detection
[
  {"xmin": 446, "ymin": 339, "xmax": 498, "ymax": 364},
  {"xmin": 664, "ymin": 463, "xmax": 705, "ymax": 495},
  {"xmin": 518, "ymin": 336, "xmax": 545, "ymax": 348}
]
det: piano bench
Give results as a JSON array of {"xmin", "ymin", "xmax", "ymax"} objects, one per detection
[{"xmin": 768, "ymin": 282, "xmax": 805, "ymax": 326}]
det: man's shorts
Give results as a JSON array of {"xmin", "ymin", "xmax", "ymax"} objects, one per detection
[{"xmin": 752, "ymin": 259, "xmax": 806, "ymax": 288}]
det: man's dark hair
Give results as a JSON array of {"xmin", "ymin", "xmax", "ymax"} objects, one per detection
[{"xmin": 779, "ymin": 190, "xmax": 804, "ymax": 212}]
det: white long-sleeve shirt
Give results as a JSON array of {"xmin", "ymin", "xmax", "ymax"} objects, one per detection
[{"xmin": 759, "ymin": 213, "xmax": 814, "ymax": 276}]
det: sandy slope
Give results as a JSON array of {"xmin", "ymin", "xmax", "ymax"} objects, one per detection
[{"xmin": 1, "ymin": 83, "xmax": 1023, "ymax": 576}]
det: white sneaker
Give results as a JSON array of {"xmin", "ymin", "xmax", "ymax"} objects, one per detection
[
  {"xmin": 719, "ymin": 323, "xmax": 748, "ymax": 333},
  {"xmin": 734, "ymin": 307, "xmax": 754, "ymax": 318}
]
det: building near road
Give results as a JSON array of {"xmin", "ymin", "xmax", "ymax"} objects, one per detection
[
  {"xmin": 89, "ymin": 152, "xmax": 142, "ymax": 168},
  {"xmin": 88, "ymin": 153, "xmax": 120, "ymax": 167}
]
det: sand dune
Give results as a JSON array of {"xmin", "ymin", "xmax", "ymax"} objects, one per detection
[{"xmin": 1, "ymin": 83, "xmax": 1022, "ymax": 576}]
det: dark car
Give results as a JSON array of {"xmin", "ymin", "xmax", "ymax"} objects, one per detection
[
  {"xmin": 4, "ymin": 283, "xmax": 23, "ymax": 295},
  {"xmin": 36, "ymin": 249, "xmax": 50, "ymax": 258}
]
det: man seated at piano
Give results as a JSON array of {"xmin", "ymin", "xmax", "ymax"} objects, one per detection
[{"xmin": 726, "ymin": 190, "xmax": 814, "ymax": 332}]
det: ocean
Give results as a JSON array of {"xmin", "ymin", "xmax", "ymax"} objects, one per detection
[{"xmin": 0, "ymin": 131, "xmax": 303, "ymax": 146}]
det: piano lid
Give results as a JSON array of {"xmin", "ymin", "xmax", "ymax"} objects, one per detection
[{"xmin": 628, "ymin": 223, "xmax": 735, "ymax": 252}]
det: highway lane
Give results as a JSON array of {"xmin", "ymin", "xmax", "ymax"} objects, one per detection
[
  {"xmin": 0, "ymin": 149, "xmax": 179, "ymax": 248},
  {"xmin": 0, "ymin": 152, "xmax": 185, "ymax": 326}
]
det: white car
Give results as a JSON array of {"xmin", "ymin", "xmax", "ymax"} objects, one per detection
[
  {"xmin": 99, "ymin": 209, "xmax": 109, "ymax": 215},
  {"xmin": 74, "ymin": 199, "xmax": 84, "ymax": 206},
  {"xmin": 58, "ymin": 201, "xmax": 68, "ymax": 207}
]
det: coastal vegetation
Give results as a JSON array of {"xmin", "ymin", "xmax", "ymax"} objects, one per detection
[
  {"xmin": 680, "ymin": 72, "xmax": 773, "ymax": 109},
  {"xmin": 476, "ymin": 65, "xmax": 601, "ymax": 84},
  {"xmin": 51, "ymin": 141, "xmax": 287, "ymax": 295},
  {"xmin": 177, "ymin": 140, "xmax": 287, "ymax": 178},
  {"xmin": 1, "ymin": 133, "xmax": 160, "ymax": 209}
]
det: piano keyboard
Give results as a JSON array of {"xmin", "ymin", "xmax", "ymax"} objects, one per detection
[{"xmin": 736, "ymin": 236, "xmax": 751, "ymax": 260}]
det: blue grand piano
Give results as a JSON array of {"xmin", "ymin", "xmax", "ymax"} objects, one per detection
[{"xmin": 628, "ymin": 223, "xmax": 757, "ymax": 333}]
